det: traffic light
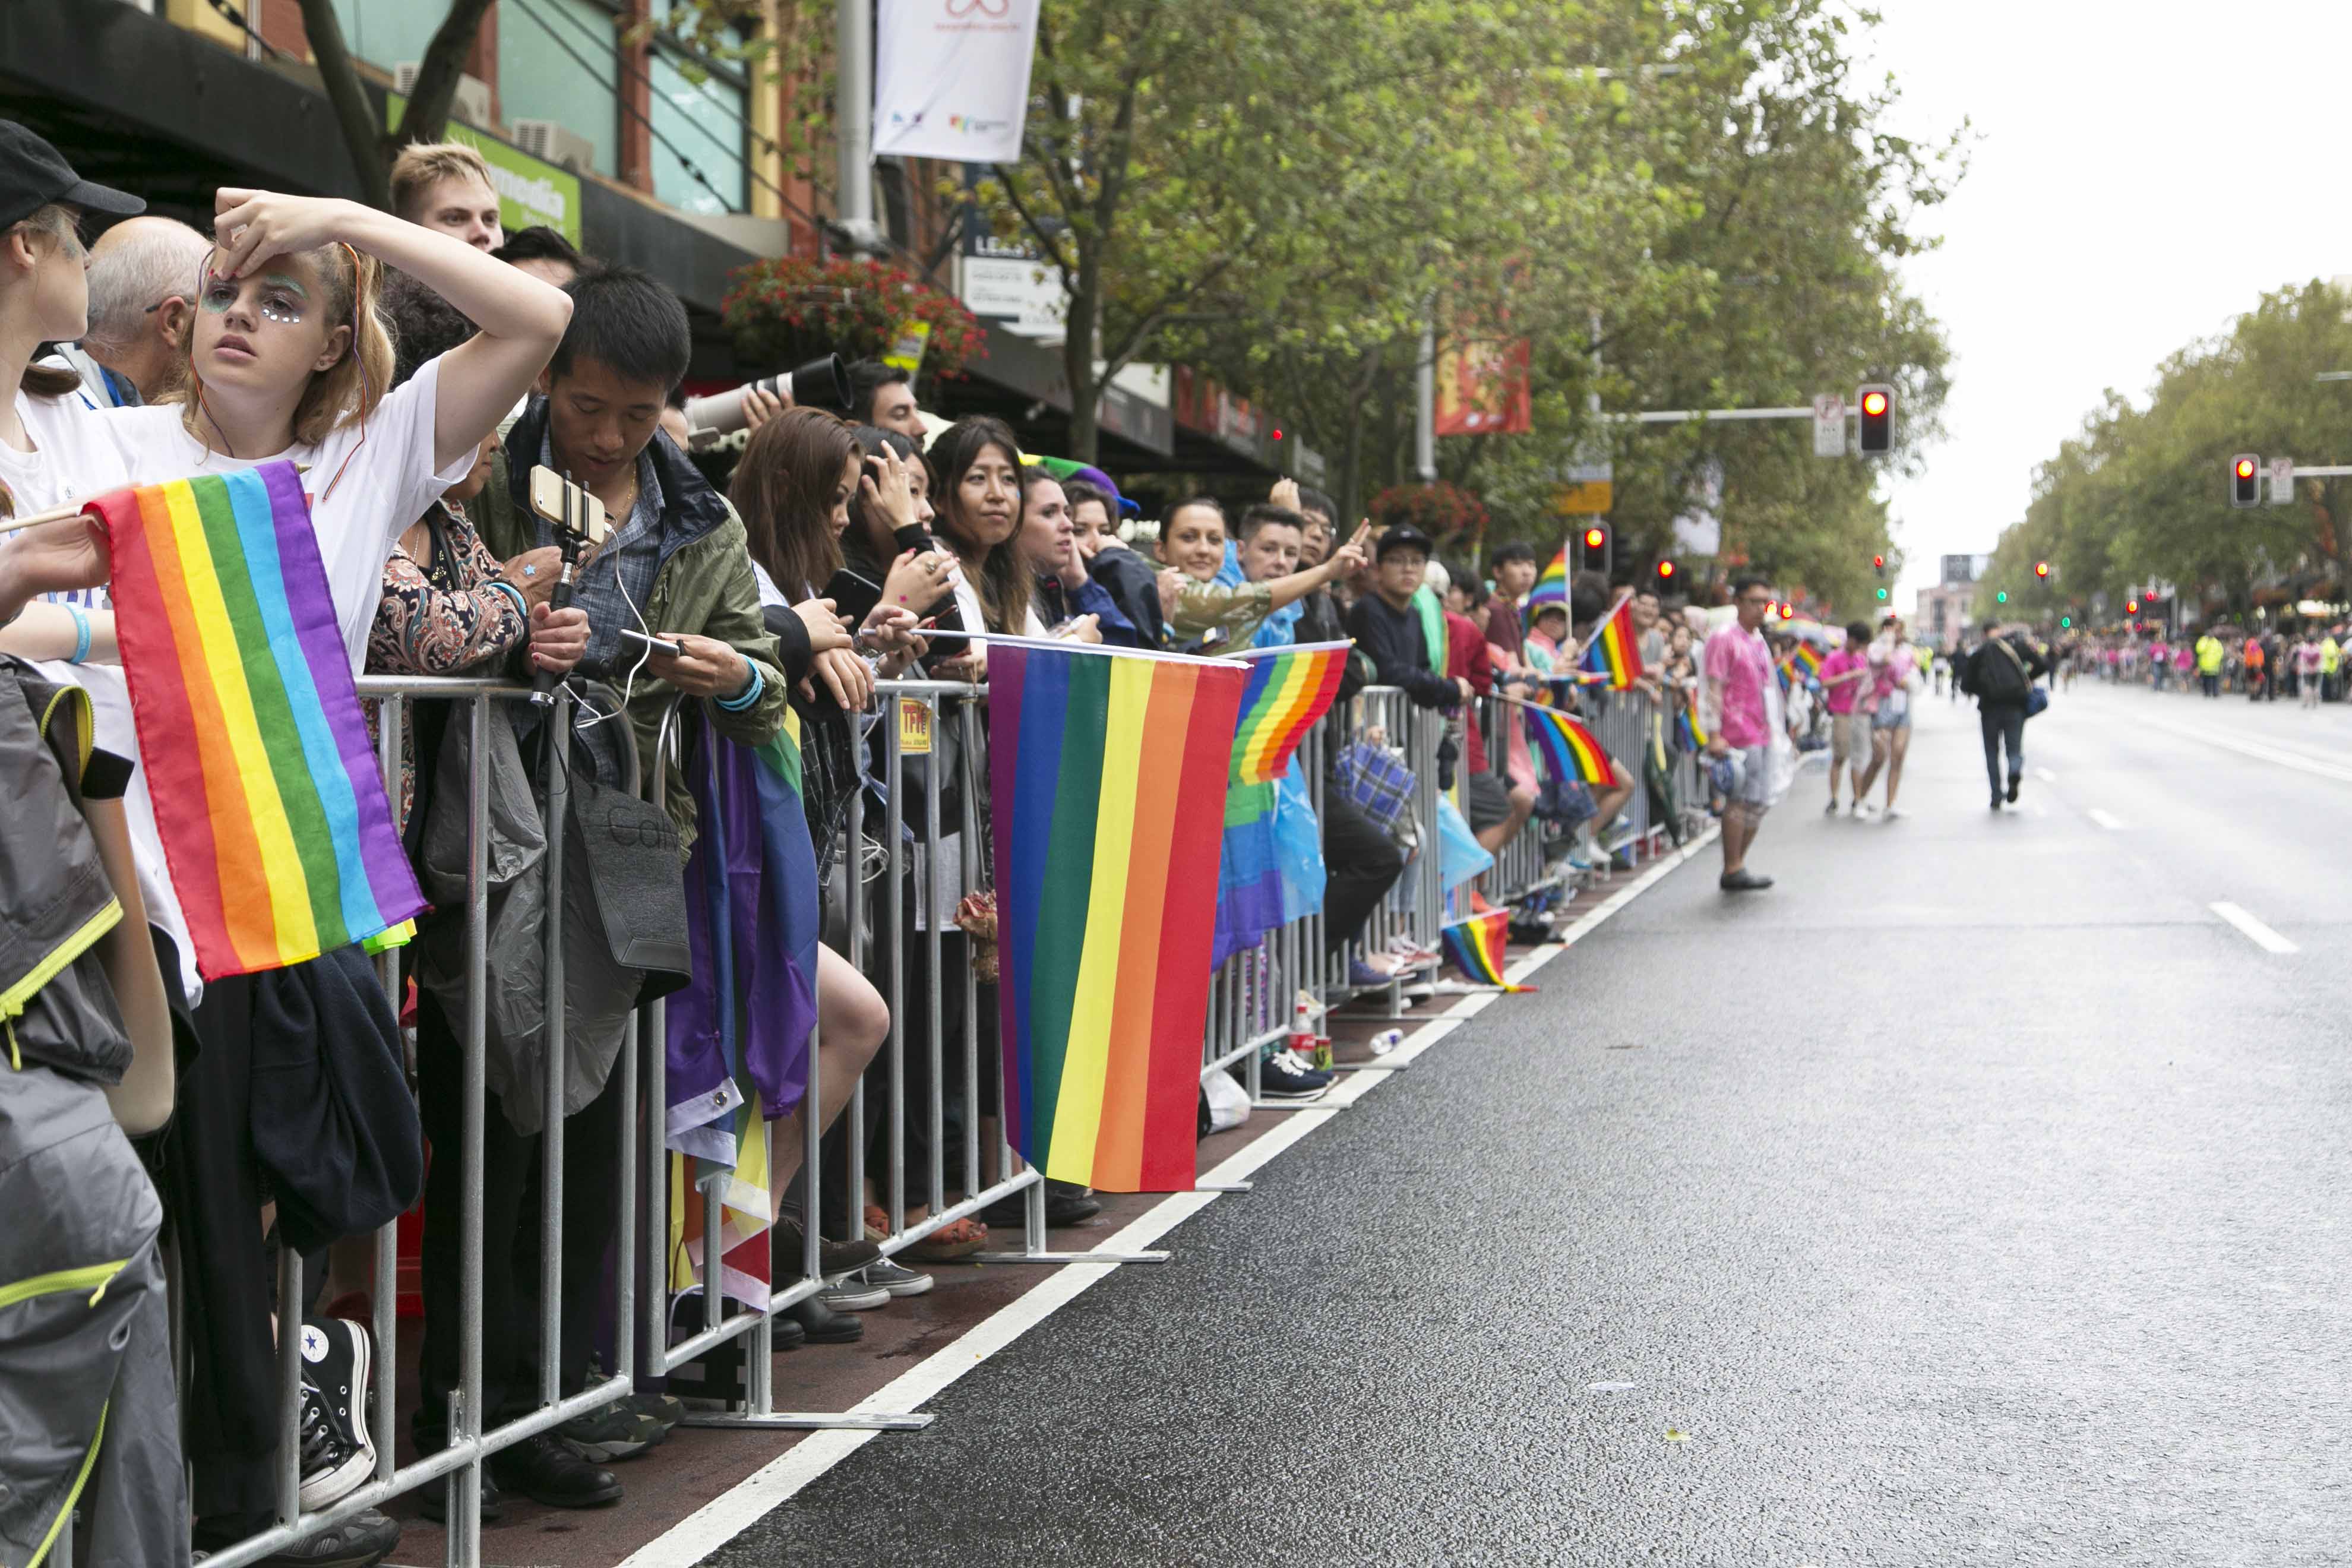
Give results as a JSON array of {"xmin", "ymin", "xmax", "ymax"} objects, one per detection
[
  {"xmin": 2232, "ymin": 454, "xmax": 2261, "ymax": 508},
  {"xmin": 1995, "ymin": 590, "xmax": 2009, "ymax": 605},
  {"xmin": 1578, "ymin": 523, "xmax": 1612, "ymax": 577},
  {"xmin": 2061, "ymin": 616, "xmax": 2072, "ymax": 628},
  {"xmin": 1655, "ymin": 559, "xmax": 1677, "ymax": 584},
  {"xmin": 2126, "ymin": 598, "xmax": 2139, "ymax": 614},
  {"xmin": 1857, "ymin": 384, "xmax": 1894, "ymax": 456},
  {"xmin": 1779, "ymin": 603, "xmax": 1794, "ymax": 620},
  {"xmin": 2034, "ymin": 561, "xmax": 2050, "ymax": 580},
  {"xmin": 1874, "ymin": 587, "xmax": 1889, "ymax": 602}
]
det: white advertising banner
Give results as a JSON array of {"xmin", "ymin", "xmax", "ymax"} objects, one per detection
[{"xmin": 873, "ymin": 0, "xmax": 1042, "ymax": 165}]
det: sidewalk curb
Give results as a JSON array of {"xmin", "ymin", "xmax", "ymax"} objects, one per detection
[{"xmin": 625, "ymin": 823, "xmax": 1720, "ymax": 1567}]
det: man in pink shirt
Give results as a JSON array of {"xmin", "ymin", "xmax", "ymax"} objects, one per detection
[
  {"xmin": 1817, "ymin": 619, "xmax": 1876, "ymax": 815},
  {"xmin": 1703, "ymin": 578, "xmax": 1778, "ymax": 891}
]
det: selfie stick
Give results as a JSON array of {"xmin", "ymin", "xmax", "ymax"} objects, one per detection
[{"xmin": 530, "ymin": 469, "xmax": 585, "ymax": 708}]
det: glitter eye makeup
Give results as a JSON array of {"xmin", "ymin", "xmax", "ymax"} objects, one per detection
[{"xmin": 197, "ymin": 273, "xmax": 308, "ymax": 325}]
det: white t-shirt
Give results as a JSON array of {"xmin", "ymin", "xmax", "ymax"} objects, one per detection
[{"xmin": 62, "ymin": 356, "xmax": 472, "ymax": 674}]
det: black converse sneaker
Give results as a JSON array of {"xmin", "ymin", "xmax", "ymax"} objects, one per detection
[{"xmin": 297, "ymin": 1317, "xmax": 375, "ymax": 1511}]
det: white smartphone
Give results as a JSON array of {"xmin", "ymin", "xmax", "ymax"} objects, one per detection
[{"xmin": 618, "ymin": 628, "xmax": 684, "ymax": 658}]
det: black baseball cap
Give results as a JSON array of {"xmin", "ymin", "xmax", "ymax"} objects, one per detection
[
  {"xmin": 0, "ymin": 121, "xmax": 144, "ymax": 229},
  {"xmin": 1375, "ymin": 524, "xmax": 1435, "ymax": 561}
]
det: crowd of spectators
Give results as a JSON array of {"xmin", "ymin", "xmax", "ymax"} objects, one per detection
[{"xmin": 0, "ymin": 127, "xmax": 1724, "ymax": 1566}]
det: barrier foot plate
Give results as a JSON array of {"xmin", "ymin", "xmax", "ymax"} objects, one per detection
[
  {"xmin": 678, "ymin": 1411, "xmax": 934, "ymax": 1431},
  {"xmin": 1194, "ymin": 1180, "xmax": 1253, "ymax": 1193},
  {"xmin": 1327, "ymin": 1061, "xmax": 1403, "ymax": 1074},
  {"xmin": 968, "ymin": 1248, "xmax": 1172, "ymax": 1265}
]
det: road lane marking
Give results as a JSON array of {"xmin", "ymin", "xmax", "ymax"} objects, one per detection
[
  {"xmin": 2088, "ymin": 808, "xmax": 2126, "ymax": 830},
  {"xmin": 618, "ymin": 829, "xmax": 1724, "ymax": 1566},
  {"xmin": 2211, "ymin": 901, "xmax": 2299, "ymax": 954},
  {"xmin": 2035, "ymin": 767, "xmax": 2056, "ymax": 782},
  {"xmin": 2135, "ymin": 713, "xmax": 2352, "ymax": 784}
]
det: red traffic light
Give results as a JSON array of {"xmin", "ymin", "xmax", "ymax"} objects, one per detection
[
  {"xmin": 1872, "ymin": 554, "xmax": 1886, "ymax": 570},
  {"xmin": 1656, "ymin": 560, "xmax": 1676, "ymax": 580},
  {"xmin": 2035, "ymin": 561, "xmax": 2050, "ymax": 579},
  {"xmin": 1779, "ymin": 604, "xmax": 1794, "ymax": 620},
  {"xmin": 1583, "ymin": 527, "xmax": 1607, "ymax": 549},
  {"xmin": 2236, "ymin": 457, "xmax": 2257, "ymax": 480},
  {"xmin": 2126, "ymin": 599, "xmax": 2139, "ymax": 614},
  {"xmin": 1861, "ymin": 390, "xmax": 1889, "ymax": 418}
]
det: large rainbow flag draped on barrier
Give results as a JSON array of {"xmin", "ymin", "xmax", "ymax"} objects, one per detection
[
  {"xmin": 91, "ymin": 461, "xmax": 424, "ymax": 979},
  {"xmin": 1213, "ymin": 643, "xmax": 1350, "ymax": 966},
  {"xmin": 992, "ymin": 641, "xmax": 1246, "ymax": 1192},
  {"xmin": 1525, "ymin": 546, "xmax": 1569, "ymax": 609},
  {"xmin": 1579, "ymin": 598, "xmax": 1645, "ymax": 690},
  {"xmin": 1442, "ymin": 909, "xmax": 1532, "ymax": 992},
  {"xmin": 1525, "ymin": 703, "xmax": 1623, "ymax": 789},
  {"xmin": 664, "ymin": 715, "xmax": 821, "ymax": 1311}
]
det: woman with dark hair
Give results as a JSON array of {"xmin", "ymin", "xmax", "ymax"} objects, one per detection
[
  {"xmin": 1018, "ymin": 466, "xmax": 1131, "ymax": 644},
  {"xmin": 924, "ymin": 416, "xmax": 1033, "ymax": 676},
  {"xmin": 729, "ymin": 405, "xmax": 934, "ymax": 1310}
]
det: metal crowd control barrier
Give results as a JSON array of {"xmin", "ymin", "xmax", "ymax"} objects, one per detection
[{"xmin": 197, "ymin": 676, "xmax": 640, "ymax": 1568}]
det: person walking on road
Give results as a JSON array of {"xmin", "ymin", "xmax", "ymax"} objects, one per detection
[
  {"xmin": 2297, "ymin": 631, "xmax": 2324, "ymax": 710},
  {"xmin": 1702, "ymin": 578, "xmax": 1782, "ymax": 892},
  {"xmin": 1961, "ymin": 619, "xmax": 2051, "ymax": 809},
  {"xmin": 1818, "ymin": 620, "xmax": 1876, "ymax": 815},
  {"xmin": 2195, "ymin": 627, "xmax": 2225, "ymax": 698},
  {"xmin": 1852, "ymin": 615, "xmax": 1920, "ymax": 820}
]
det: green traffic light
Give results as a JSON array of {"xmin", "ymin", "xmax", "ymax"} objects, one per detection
[
  {"xmin": 2061, "ymin": 617, "xmax": 2072, "ymax": 628},
  {"xmin": 1996, "ymin": 590, "xmax": 2009, "ymax": 603},
  {"xmin": 1875, "ymin": 587, "xmax": 1888, "ymax": 601}
]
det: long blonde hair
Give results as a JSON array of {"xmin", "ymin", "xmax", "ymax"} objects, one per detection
[{"xmin": 175, "ymin": 241, "xmax": 397, "ymax": 452}]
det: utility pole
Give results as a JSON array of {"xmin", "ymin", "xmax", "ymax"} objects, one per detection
[
  {"xmin": 1414, "ymin": 306, "xmax": 1437, "ymax": 483},
  {"xmin": 834, "ymin": 0, "xmax": 887, "ymax": 254}
]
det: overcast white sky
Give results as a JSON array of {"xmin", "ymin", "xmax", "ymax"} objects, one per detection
[{"xmin": 1864, "ymin": 0, "xmax": 2352, "ymax": 599}]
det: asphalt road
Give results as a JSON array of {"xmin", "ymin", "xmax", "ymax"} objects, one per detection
[{"xmin": 710, "ymin": 681, "xmax": 2352, "ymax": 1567}]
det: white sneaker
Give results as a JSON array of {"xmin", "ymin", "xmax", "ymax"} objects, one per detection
[
  {"xmin": 1853, "ymin": 802, "xmax": 1879, "ymax": 820},
  {"xmin": 1882, "ymin": 805, "xmax": 1907, "ymax": 821}
]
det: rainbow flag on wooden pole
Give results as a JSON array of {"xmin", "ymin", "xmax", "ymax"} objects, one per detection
[
  {"xmin": 1578, "ymin": 597, "xmax": 1645, "ymax": 689},
  {"xmin": 91, "ymin": 461, "xmax": 425, "ymax": 979},
  {"xmin": 991, "ymin": 641, "xmax": 1247, "ymax": 1192},
  {"xmin": 1525, "ymin": 546, "xmax": 1569, "ymax": 610}
]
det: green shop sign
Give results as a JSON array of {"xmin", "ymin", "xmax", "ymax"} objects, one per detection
[{"xmin": 385, "ymin": 94, "xmax": 581, "ymax": 246}]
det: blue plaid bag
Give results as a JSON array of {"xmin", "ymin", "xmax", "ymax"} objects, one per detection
[{"xmin": 1330, "ymin": 740, "xmax": 1416, "ymax": 838}]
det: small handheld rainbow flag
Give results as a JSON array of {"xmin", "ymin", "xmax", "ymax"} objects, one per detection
[
  {"xmin": 1579, "ymin": 598, "xmax": 1645, "ymax": 689},
  {"xmin": 1678, "ymin": 698, "xmax": 1709, "ymax": 750},
  {"xmin": 1790, "ymin": 643, "xmax": 1823, "ymax": 682},
  {"xmin": 1524, "ymin": 704, "xmax": 1623, "ymax": 789},
  {"xmin": 1441, "ymin": 909, "xmax": 1532, "ymax": 992},
  {"xmin": 1525, "ymin": 546, "xmax": 1569, "ymax": 609},
  {"xmin": 1229, "ymin": 641, "xmax": 1350, "ymax": 785},
  {"xmin": 992, "ymin": 643, "xmax": 1247, "ymax": 1192},
  {"xmin": 93, "ymin": 463, "xmax": 425, "ymax": 980}
]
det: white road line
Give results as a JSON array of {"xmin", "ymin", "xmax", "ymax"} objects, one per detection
[
  {"xmin": 622, "ymin": 830, "xmax": 1722, "ymax": 1566},
  {"xmin": 2135, "ymin": 713, "xmax": 2352, "ymax": 785},
  {"xmin": 2088, "ymin": 808, "xmax": 2126, "ymax": 830},
  {"xmin": 2035, "ymin": 767, "xmax": 2057, "ymax": 782},
  {"xmin": 2211, "ymin": 901, "xmax": 2300, "ymax": 954}
]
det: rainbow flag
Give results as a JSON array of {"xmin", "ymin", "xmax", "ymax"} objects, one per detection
[
  {"xmin": 1579, "ymin": 598, "xmax": 1645, "ymax": 689},
  {"xmin": 1790, "ymin": 643, "xmax": 1823, "ymax": 682},
  {"xmin": 1229, "ymin": 641, "xmax": 1349, "ymax": 785},
  {"xmin": 1525, "ymin": 546, "xmax": 1569, "ymax": 609},
  {"xmin": 1441, "ymin": 909, "xmax": 1532, "ymax": 992},
  {"xmin": 1525, "ymin": 704, "xmax": 1623, "ymax": 789},
  {"xmin": 991, "ymin": 643, "xmax": 1246, "ymax": 1192},
  {"xmin": 1677, "ymin": 698, "xmax": 1709, "ymax": 750},
  {"xmin": 92, "ymin": 462, "xmax": 423, "ymax": 980}
]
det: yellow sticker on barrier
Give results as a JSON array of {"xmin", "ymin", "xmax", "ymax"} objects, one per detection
[{"xmin": 899, "ymin": 698, "xmax": 932, "ymax": 756}]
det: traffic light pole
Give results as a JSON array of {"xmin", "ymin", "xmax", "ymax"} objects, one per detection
[{"xmin": 1604, "ymin": 407, "xmax": 1831, "ymax": 423}]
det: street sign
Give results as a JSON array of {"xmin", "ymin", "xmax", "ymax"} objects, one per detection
[
  {"xmin": 2270, "ymin": 456, "xmax": 2296, "ymax": 504},
  {"xmin": 1553, "ymin": 481, "xmax": 1614, "ymax": 515},
  {"xmin": 1812, "ymin": 394, "xmax": 1847, "ymax": 457}
]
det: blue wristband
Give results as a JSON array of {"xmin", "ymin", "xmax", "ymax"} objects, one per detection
[
  {"xmin": 66, "ymin": 604, "xmax": 90, "ymax": 665},
  {"xmin": 715, "ymin": 662, "xmax": 764, "ymax": 712}
]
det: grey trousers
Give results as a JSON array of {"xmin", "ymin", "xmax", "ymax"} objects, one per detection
[{"xmin": 0, "ymin": 1063, "xmax": 186, "ymax": 1568}]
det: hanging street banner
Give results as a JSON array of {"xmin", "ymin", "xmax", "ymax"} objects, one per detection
[
  {"xmin": 874, "ymin": 0, "xmax": 1042, "ymax": 165},
  {"xmin": 1434, "ymin": 334, "xmax": 1532, "ymax": 436}
]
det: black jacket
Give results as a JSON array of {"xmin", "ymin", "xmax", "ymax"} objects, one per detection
[
  {"xmin": 1964, "ymin": 634, "xmax": 2051, "ymax": 707},
  {"xmin": 1346, "ymin": 593, "xmax": 1456, "ymax": 708},
  {"xmin": 1087, "ymin": 546, "xmax": 1166, "ymax": 650}
]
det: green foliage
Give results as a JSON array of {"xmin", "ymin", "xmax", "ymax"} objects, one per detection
[{"xmin": 1989, "ymin": 282, "xmax": 2352, "ymax": 621}]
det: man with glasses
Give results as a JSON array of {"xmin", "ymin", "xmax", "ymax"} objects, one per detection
[
  {"xmin": 52, "ymin": 215, "xmax": 210, "ymax": 408},
  {"xmin": 1702, "ymin": 578, "xmax": 1781, "ymax": 892}
]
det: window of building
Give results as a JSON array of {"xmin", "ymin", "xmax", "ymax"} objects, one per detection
[
  {"xmin": 647, "ymin": 46, "xmax": 748, "ymax": 214},
  {"xmin": 497, "ymin": 0, "xmax": 622, "ymax": 179},
  {"xmin": 324, "ymin": 0, "xmax": 450, "ymax": 76}
]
